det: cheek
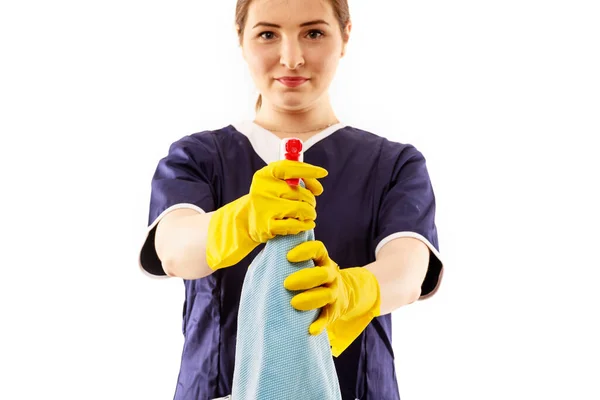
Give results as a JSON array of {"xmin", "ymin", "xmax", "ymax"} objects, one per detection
[
  {"xmin": 309, "ymin": 49, "xmax": 340, "ymax": 80},
  {"xmin": 246, "ymin": 44, "xmax": 277, "ymax": 77}
]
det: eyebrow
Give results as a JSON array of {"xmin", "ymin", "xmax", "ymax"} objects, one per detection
[{"xmin": 252, "ymin": 19, "xmax": 330, "ymax": 29}]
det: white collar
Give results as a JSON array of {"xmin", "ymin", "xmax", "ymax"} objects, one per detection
[{"xmin": 231, "ymin": 120, "xmax": 346, "ymax": 164}]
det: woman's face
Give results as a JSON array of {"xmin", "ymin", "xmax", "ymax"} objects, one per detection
[{"xmin": 240, "ymin": 0, "xmax": 350, "ymax": 111}]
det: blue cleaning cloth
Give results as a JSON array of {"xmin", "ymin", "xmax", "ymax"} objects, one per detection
[{"xmin": 231, "ymin": 225, "xmax": 342, "ymax": 399}]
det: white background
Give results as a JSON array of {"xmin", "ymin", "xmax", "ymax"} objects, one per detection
[{"xmin": 1, "ymin": 0, "xmax": 599, "ymax": 399}]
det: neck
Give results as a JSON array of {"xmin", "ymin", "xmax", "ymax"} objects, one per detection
[{"xmin": 253, "ymin": 93, "xmax": 339, "ymax": 140}]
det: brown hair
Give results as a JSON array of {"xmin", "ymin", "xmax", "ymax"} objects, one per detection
[{"xmin": 235, "ymin": 0, "xmax": 350, "ymax": 112}]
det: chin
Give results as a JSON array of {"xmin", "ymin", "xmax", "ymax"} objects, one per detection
[
  {"xmin": 278, "ymin": 102, "xmax": 307, "ymax": 111},
  {"xmin": 275, "ymin": 93, "xmax": 317, "ymax": 111}
]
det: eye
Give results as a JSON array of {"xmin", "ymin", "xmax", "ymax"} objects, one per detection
[
  {"xmin": 258, "ymin": 31, "xmax": 276, "ymax": 40},
  {"xmin": 307, "ymin": 29, "xmax": 325, "ymax": 40}
]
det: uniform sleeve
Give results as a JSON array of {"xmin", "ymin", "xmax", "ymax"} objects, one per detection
[
  {"xmin": 374, "ymin": 145, "xmax": 443, "ymax": 299},
  {"xmin": 138, "ymin": 134, "xmax": 218, "ymax": 278}
]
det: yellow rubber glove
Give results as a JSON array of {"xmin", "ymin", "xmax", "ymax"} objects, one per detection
[
  {"xmin": 206, "ymin": 160, "xmax": 328, "ymax": 270},
  {"xmin": 283, "ymin": 240, "xmax": 381, "ymax": 357}
]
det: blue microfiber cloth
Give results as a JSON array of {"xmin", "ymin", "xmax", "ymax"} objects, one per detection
[{"xmin": 231, "ymin": 210, "xmax": 342, "ymax": 399}]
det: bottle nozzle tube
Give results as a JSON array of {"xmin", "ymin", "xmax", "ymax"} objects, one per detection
[{"xmin": 280, "ymin": 138, "xmax": 304, "ymax": 186}]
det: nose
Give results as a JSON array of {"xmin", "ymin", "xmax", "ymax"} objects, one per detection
[{"xmin": 280, "ymin": 38, "xmax": 304, "ymax": 70}]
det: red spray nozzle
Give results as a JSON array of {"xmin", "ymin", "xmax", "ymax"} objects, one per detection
[
  {"xmin": 285, "ymin": 139, "xmax": 303, "ymax": 161},
  {"xmin": 283, "ymin": 138, "xmax": 303, "ymax": 186}
]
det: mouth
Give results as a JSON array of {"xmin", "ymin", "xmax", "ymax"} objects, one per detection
[{"xmin": 276, "ymin": 77, "xmax": 309, "ymax": 88}]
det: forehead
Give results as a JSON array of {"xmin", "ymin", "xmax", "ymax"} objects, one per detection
[{"xmin": 247, "ymin": 0, "xmax": 335, "ymax": 25}]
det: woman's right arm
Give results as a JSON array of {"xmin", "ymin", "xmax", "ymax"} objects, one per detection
[
  {"xmin": 148, "ymin": 159, "xmax": 328, "ymax": 280},
  {"xmin": 155, "ymin": 208, "xmax": 216, "ymax": 280}
]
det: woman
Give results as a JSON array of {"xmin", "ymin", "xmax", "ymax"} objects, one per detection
[{"xmin": 139, "ymin": 0, "xmax": 444, "ymax": 398}]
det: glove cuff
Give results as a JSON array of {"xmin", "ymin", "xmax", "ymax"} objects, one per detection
[
  {"xmin": 327, "ymin": 267, "xmax": 381, "ymax": 357},
  {"xmin": 341, "ymin": 267, "xmax": 381, "ymax": 320},
  {"xmin": 206, "ymin": 195, "xmax": 257, "ymax": 270}
]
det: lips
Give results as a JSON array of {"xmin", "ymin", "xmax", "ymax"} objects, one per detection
[{"xmin": 276, "ymin": 77, "xmax": 309, "ymax": 87}]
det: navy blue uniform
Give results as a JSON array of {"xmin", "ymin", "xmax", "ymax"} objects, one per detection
[{"xmin": 139, "ymin": 121, "xmax": 444, "ymax": 399}]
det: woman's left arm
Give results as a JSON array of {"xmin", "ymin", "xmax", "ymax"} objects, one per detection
[{"xmin": 365, "ymin": 236, "xmax": 430, "ymax": 315}]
